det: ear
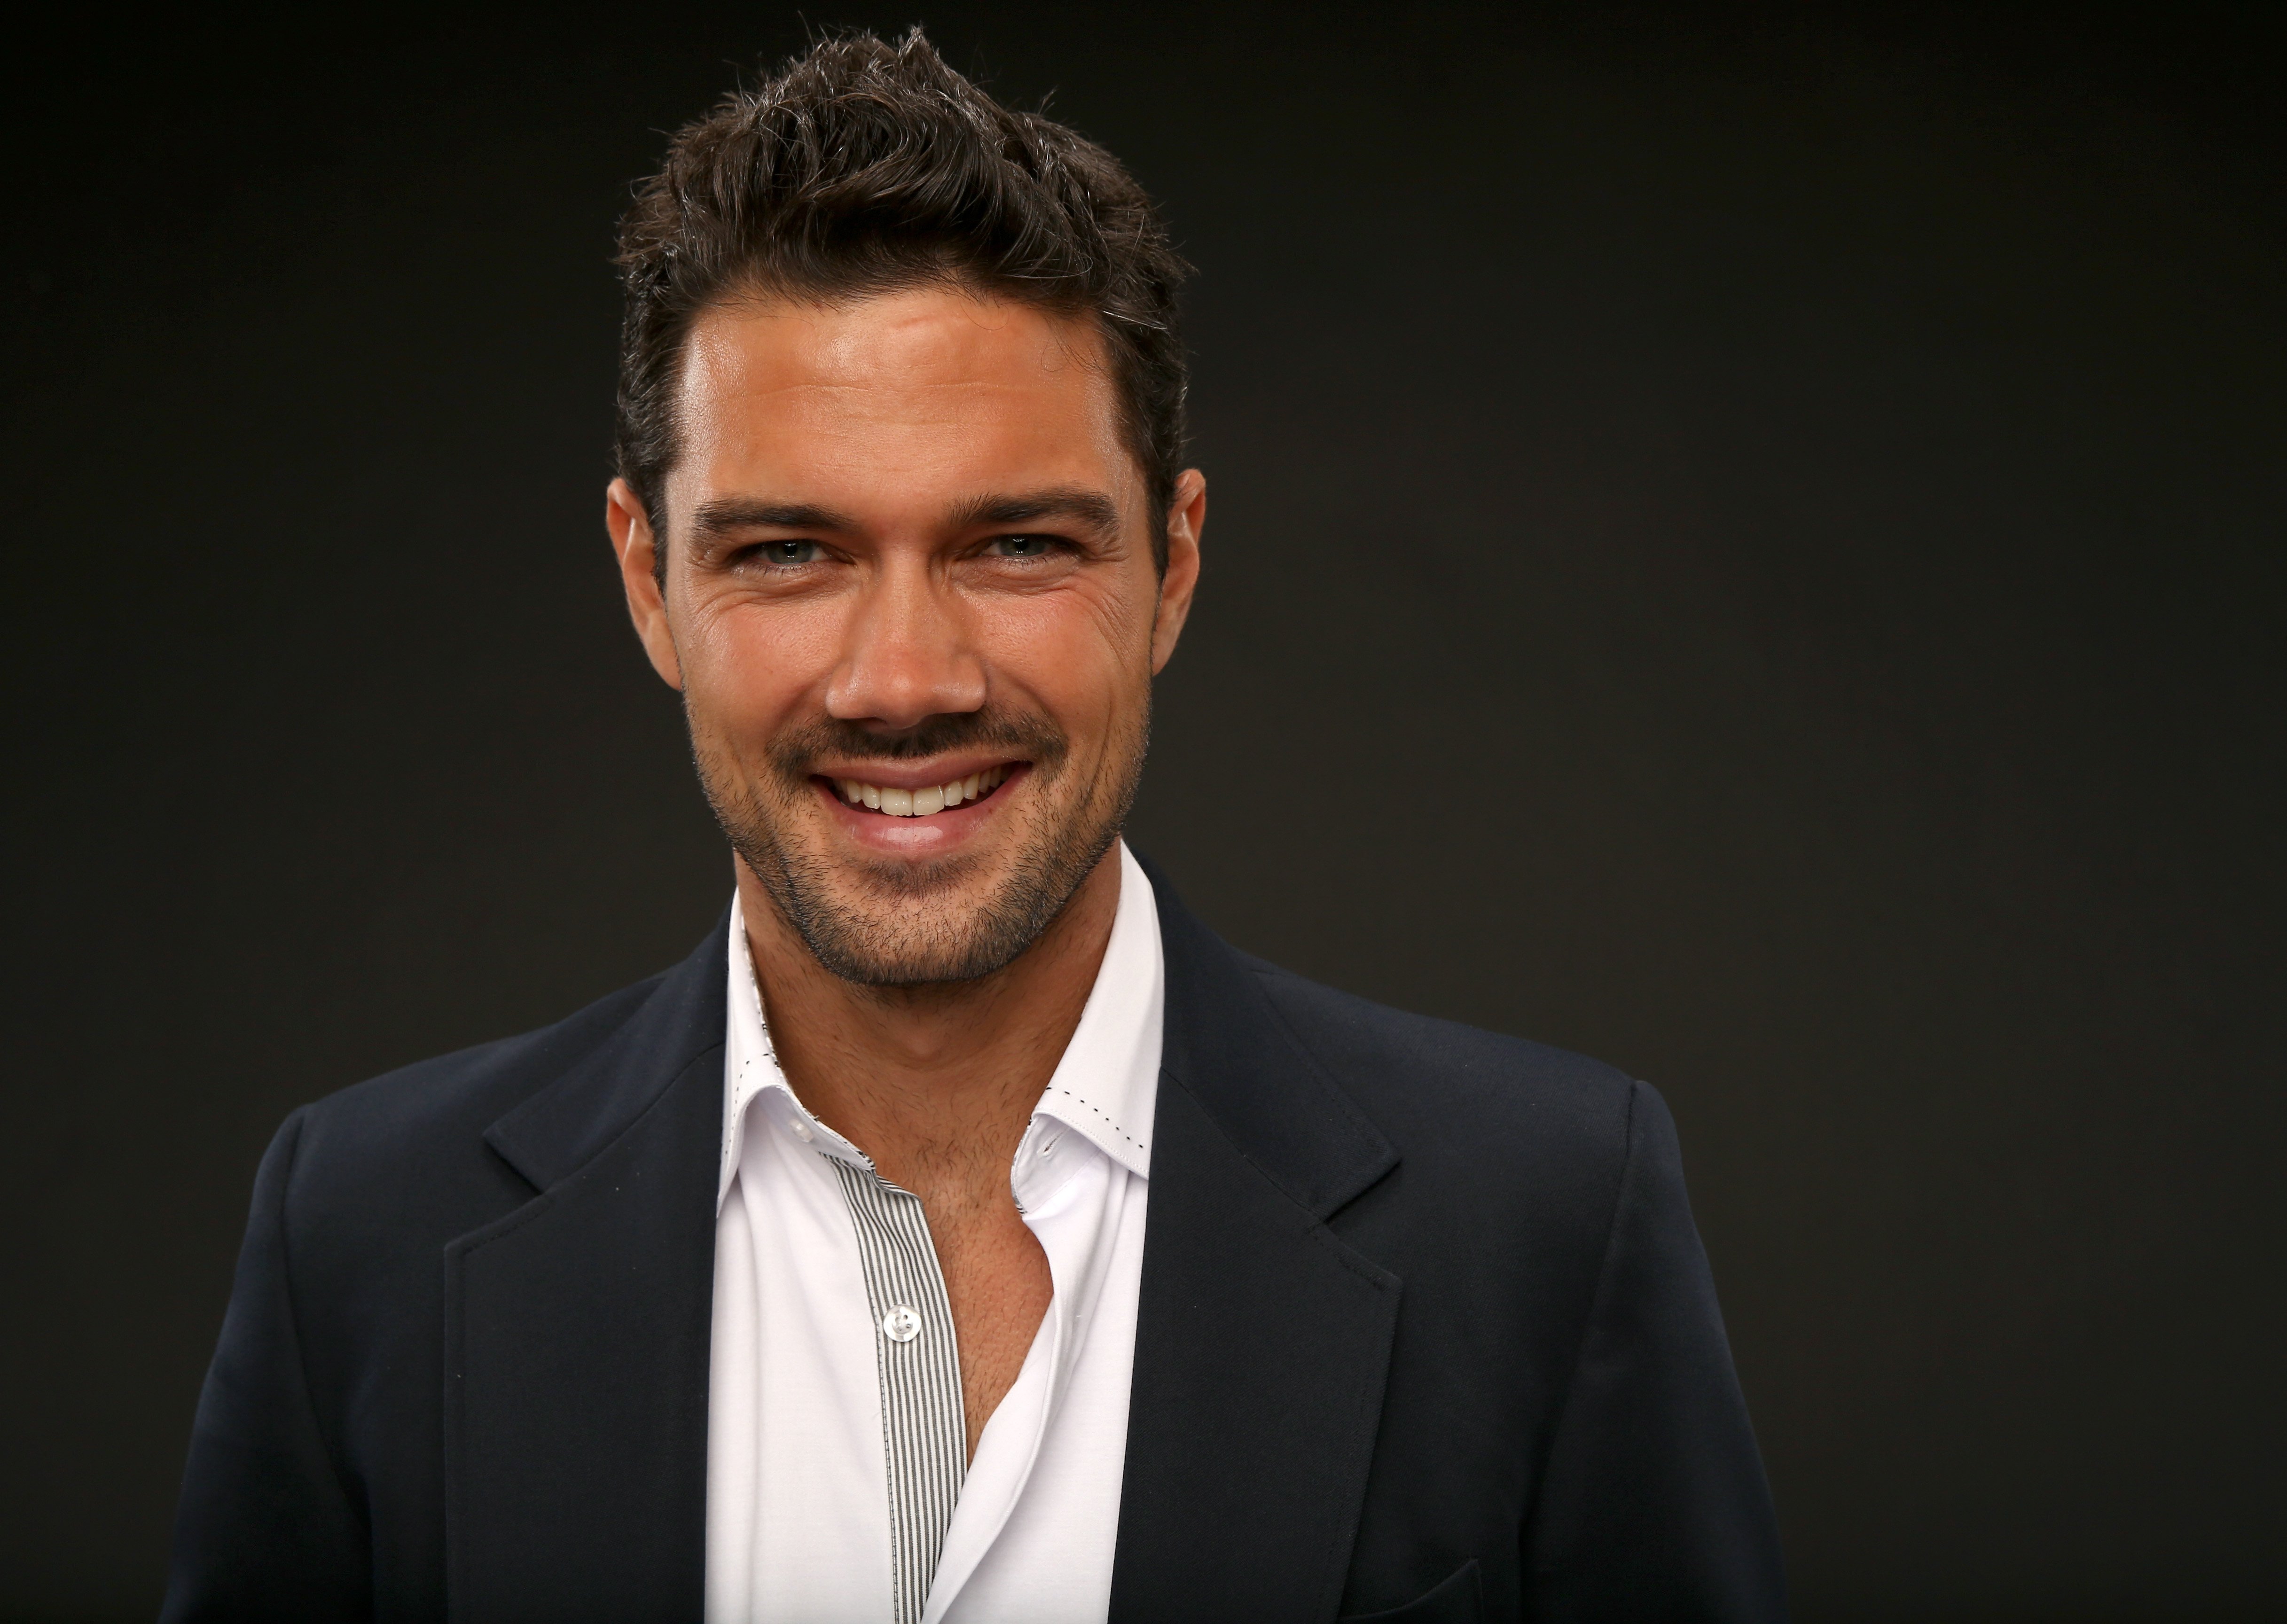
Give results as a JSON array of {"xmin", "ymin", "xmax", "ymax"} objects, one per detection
[
  {"xmin": 606, "ymin": 478, "xmax": 684, "ymax": 691},
  {"xmin": 1151, "ymin": 468, "xmax": 1206, "ymax": 675}
]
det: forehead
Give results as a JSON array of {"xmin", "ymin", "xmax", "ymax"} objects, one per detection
[{"xmin": 670, "ymin": 288, "xmax": 1134, "ymax": 522}]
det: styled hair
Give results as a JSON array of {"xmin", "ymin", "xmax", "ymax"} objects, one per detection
[{"xmin": 613, "ymin": 28, "xmax": 1191, "ymax": 573}]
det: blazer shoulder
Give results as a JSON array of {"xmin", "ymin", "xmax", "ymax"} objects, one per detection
[{"xmin": 1237, "ymin": 951, "xmax": 1644, "ymax": 1169}]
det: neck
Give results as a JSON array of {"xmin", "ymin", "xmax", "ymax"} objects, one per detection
[{"xmin": 735, "ymin": 847, "xmax": 1123, "ymax": 1196}]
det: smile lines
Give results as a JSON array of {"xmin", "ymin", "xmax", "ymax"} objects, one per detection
[{"xmin": 832, "ymin": 763, "xmax": 1011, "ymax": 817}]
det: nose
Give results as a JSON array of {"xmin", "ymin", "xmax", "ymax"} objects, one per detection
[{"xmin": 823, "ymin": 557, "xmax": 987, "ymax": 730}]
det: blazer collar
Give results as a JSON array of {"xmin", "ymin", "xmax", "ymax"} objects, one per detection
[
  {"xmin": 477, "ymin": 866, "xmax": 1399, "ymax": 1216},
  {"xmin": 444, "ymin": 905, "xmax": 730, "ymax": 1622},
  {"xmin": 482, "ymin": 905, "xmax": 731, "ymax": 1193},
  {"xmin": 1112, "ymin": 858, "xmax": 1403, "ymax": 1622},
  {"xmin": 1142, "ymin": 853, "xmax": 1397, "ymax": 1219}
]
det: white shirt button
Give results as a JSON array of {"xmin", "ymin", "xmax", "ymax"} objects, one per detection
[
  {"xmin": 880, "ymin": 1305, "xmax": 922, "ymax": 1343},
  {"xmin": 791, "ymin": 1119, "xmax": 814, "ymax": 1142}
]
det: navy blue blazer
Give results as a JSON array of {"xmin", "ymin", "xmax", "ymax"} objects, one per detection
[{"xmin": 164, "ymin": 860, "xmax": 1785, "ymax": 1621}]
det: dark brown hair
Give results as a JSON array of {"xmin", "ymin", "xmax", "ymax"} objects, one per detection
[{"xmin": 613, "ymin": 29, "xmax": 1191, "ymax": 573}]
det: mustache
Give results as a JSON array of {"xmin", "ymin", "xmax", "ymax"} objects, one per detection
[{"xmin": 765, "ymin": 707, "xmax": 1068, "ymax": 778}]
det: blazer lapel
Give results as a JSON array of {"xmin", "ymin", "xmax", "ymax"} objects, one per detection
[
  {"xmin": 1110, "ymin": 863, "xmax": 1403, "ymax": 1622},
  {"xmin": 442, "ymin": 911, "xmax": 730, "ymax": 1622}
]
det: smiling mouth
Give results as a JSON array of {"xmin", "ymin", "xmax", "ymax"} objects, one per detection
[{"xmin": 824, "ymin": 763, "xmax": 1017, "ymax": 818}]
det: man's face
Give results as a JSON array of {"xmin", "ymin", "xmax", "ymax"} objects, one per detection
[{"xmin": 607, "ymin": 288, "xmax": 1203, "ymax": 985}]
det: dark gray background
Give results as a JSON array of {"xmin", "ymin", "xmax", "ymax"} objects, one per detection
[{"xmin": 4, "ymin": 3, "xmax": 2280, "ymax": 1618}]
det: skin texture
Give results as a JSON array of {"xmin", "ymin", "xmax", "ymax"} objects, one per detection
[{"xmin": 606, "ymin": 287, "xmax": 1204, "ymax": 1457}]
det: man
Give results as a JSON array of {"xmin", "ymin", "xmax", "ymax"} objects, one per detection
[{"xmin": 165, "ymin": 30, "xmax": 1785, "ymax": 1624}]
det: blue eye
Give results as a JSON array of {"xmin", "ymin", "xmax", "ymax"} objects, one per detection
[{"xmin": 760, "ymin": 540, "xmax": 821, "ymax": 566}]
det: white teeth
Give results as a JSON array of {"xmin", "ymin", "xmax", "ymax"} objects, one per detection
[{"xmin": 837, "ymin": 765, "xmax": 1016, "ymax": 816}]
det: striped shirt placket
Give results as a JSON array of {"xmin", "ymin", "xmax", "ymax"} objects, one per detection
[{"xmin": 830, "ymin": 1159, "xmax": 967, "ymax": 1624}]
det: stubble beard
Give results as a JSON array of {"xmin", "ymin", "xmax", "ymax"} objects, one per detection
[{"xmin": 689, "ymin": 697, "xmax": 1148, "ymax": 987}]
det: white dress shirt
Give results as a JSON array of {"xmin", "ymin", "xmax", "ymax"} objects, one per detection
[{"xmin": 706, "ymin": 841, "xmax": 1161, "ymax": 1624}]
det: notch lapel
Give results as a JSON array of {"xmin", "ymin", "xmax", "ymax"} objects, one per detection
[
  {"xmin": 442, "ymin": 912, "xmax": 729, "ymax": 1622},
  {"xmin": 1110, "ymin": 865, "xmax": 1403, "ymax": 1622}
]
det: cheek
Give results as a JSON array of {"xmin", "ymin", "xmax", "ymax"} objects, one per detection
[
  {"xmin": 976, "ymin": 585, "xmax": 1153, "ymax": 735},
  {"xmin": 680, "ymin": 596, "xmax": 846, "ymax": 731}
]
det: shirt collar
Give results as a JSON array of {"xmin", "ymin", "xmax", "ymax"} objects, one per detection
[
  {"xmin": 1025, "ymin": 840, "xmax": 1159, "ymax": 1181},
  {"xmin": 719, "ymin": 840, "xmax": 1163, "ymax": 1211}
]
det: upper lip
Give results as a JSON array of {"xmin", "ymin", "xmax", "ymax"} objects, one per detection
[{"xmin": 809, "ymin": 755, "xmax": 1025, "ymax": 792}]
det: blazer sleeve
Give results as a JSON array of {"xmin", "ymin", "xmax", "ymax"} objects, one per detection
[
  {"xmin": 1519, "ymin": 1079, "xmax": 1788, "ymax": 1622},
  {"xmin": 162, "ymin": 1109, "xmax": 370, "ymax": 1622}
]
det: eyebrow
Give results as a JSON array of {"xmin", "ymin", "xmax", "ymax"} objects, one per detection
[
  {"xmin": 683, "ymin": 488, "xmax": 1125, "ymax": 545},
  {"xmin": 687, "ymin": 498, "xmax": 862, "ymax": 542},
  {"xmin": 945, "ymin": 488, "xmax": 1123, "ymax": 541}
]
